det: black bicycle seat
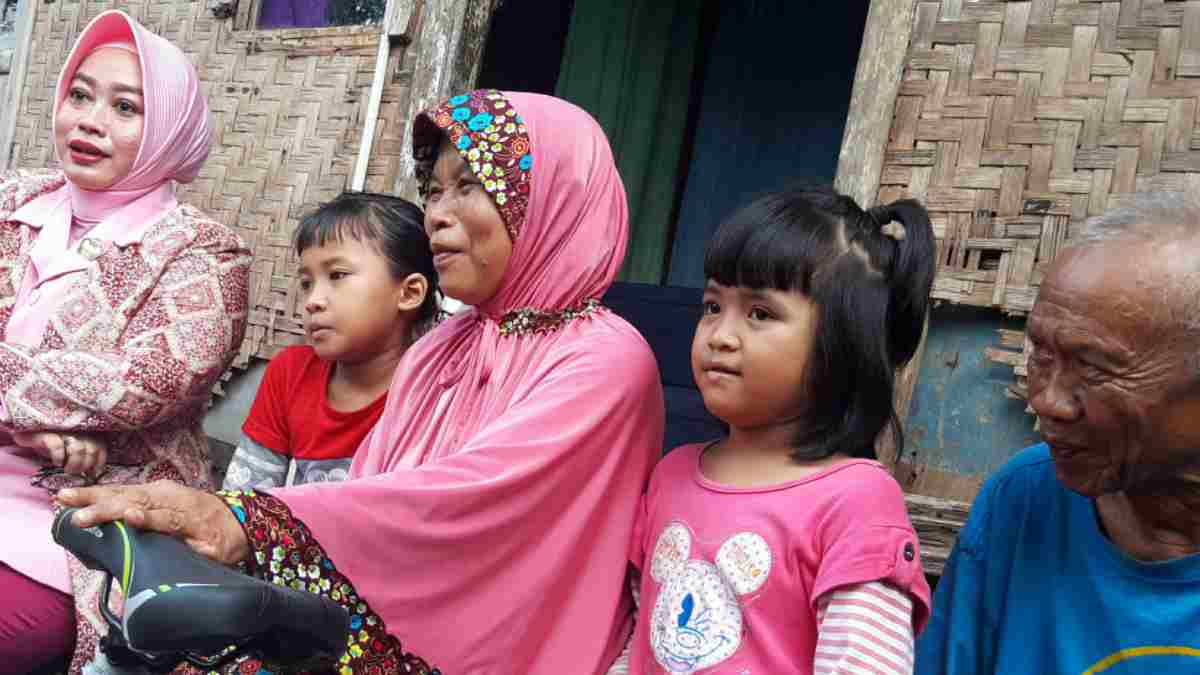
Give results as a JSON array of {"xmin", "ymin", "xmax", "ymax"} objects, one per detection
[{"xmin": 52, "ymin": 507, "xmax": 350, "ymax": 670}]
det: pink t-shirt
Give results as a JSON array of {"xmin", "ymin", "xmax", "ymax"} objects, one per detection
[{"xmin": 628, "ymin": 444, "xmax": 931, "ymax": 674}]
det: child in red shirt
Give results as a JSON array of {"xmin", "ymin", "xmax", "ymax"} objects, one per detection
[{"xmin": 223, "ymin": 192, "xmax": 438, "ymax": 489}]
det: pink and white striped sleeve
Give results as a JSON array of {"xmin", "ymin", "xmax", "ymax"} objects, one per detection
[{"xmin": 813, "ymin": 580, "xmax": 916, "ymax": 675}]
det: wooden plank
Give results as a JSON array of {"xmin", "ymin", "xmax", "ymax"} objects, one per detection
[
  {"xmin": 1178, "ymin": 48, "xmax": 1200, "ymax": 76},
  {"xmin": 1123, "ymin": 98, "xmax": 1171, "ymax": 122},
  {"xmin": 997, "ymin": 47, "xmax": 1047, "ymax": 72},
  {"xmin": 1053, "ymin": 121, "xmax": 1082, "ymax": 177},
  {"xmin": 891, "ymin": 97, "xmax": 924, "ymax": 149},
  {"xmin": 886, "ymin": 149, "xmax": 938, "ymax": 165},
  {"xmin": 909, "ymin": 48, "xmax": 959, "ymax": 70},
  {"xmin": 1063, "ymin": 81, "xmax": 1108, "ymax": 99},
  {"xmin": 1114, "ymin": 145, "xmax": 1139, "ymax": 191},
  {"xmin": 1054, "ymin": 4, "xmax": 1102, "ymax": 25},
  {"xmin": 880, "ymin": 165, "xmax": 914, "ymax": 185},
  {"xmin": 899, "ymin": 79, "xmax": 936, "ymax": 97},
  {"xmin": 999, "ymin": 167, "xmax": 1027, "ymax": 216},
  {"xmin": 1154, "ymin": 27, "xmax": 1181, "ymax": 81},
  {"xmin": 1140, "ymin": 2, "xmax": 1185, "ymax": 26},
  {"xmin": 982, "ymin": 147, "xmax": 1033, "ymax": 166},
  {"xmin": 926, "ymin": 187, "xmax": 979, "ymax": 211},
  {"xmin": 837, "ymin": 0, "xmax": 920, "ymax": 208},
  {"xmin": 1008, "ymin": 121, "xmax": 1058, "ymax": 144},
  {"xmin": 1075, "ymin": 146, "xmax": 1119, "ymax": 168},
  {"xmin": 987, "ymin": 95, "xmax": 1017, "ymax": 148},
  {"xmin": 1091, "ymin": 51, "xmax": 1135, "ymax": 77},
  {"xmin": 933, "ymin": 21, "xmax": 979, "ymax": 44},
  {"xmin": 1002, "ymin": 0, "xmax": 1031, "ymax": 46},
  {"xmin": 942, "ymin": 96, "xmax": 991, "ymax": 118},
  {"xmin": 917, "ymin": 118, "xmax": 965, "ymax": 141},
  {"xmin": 1036, "ymin": 96, "xmax": 1094, "ymax": 120},
  {"xmin": 1147, "ymin": 81, "xmax": 1200, "ymax": 98},
  {"xmin": 1116, "ymin": 27, "xmax": 1161, "ymax": 50},
  {"xmin": 1162, "ymin": 151, "xmax": 1200, "ymax": 172},
  {"xmin": 962, "ymin": 2, "xmax": 1008, "ymax": 23},
  {"xmin": 970, "ymin": 78, "xmax": 1019, "ymax": 96},
  {"xmin": 1166, "ymin": 98, "xmax": 1197, "ymax": 152},
  {"xmin": 1050, "ymin": 171, "xmax": 1097, "ymax": 194},
  {"xmin": 1070, "ymin": 26, "xmax": 1099, "ymax": 82},
  {"xmin": 954, "ymin": 167, "xmax": 1005, "ymax": 189},
  {"xmin": 1098, "ymin": 122, "xmax": 1143, "ymax": 146}
]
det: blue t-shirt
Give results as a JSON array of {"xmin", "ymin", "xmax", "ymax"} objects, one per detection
[{"xmin": 916, "ymin": 444, "xmax": 1200, "ymax": 675}]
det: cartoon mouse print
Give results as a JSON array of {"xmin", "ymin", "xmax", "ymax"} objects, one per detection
[{"xmin": 648, "ymin": 521, "xmax": 773, "ymax": 673}]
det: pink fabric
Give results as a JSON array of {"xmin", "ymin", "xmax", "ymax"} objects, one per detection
[
  {"xmin": 0, "ymin": 561, "xmax": 74, "ymax": 674},
  {"xmin": 6, "ymin": 183, "xmax": 176, "ymax": 347},
  {"xmin": 0, "ymin": 447, "xmax": 70, "ymax": 592},
  {"xmin": 31, "ymin": 9, "xmax": 211, "ymax": 228},
  {"xmin": 628, "ymin": 445, "xmax": 931, "ymax": 675},
  {"xmin": 271, "ymin": 93, "xmax": 665, "ymax": 674},
  {"xmin": 8, "ymin": 9, "xmax": 206, "ymax": 345}
]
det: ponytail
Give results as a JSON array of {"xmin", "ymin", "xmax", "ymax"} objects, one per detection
[
  {"xmin": 701, "ymin": 184, "xmax": 937, "ymax": 462},
  {"xmin": 865, "ymin": 200, "xmax": 936, "ymax": 368}
]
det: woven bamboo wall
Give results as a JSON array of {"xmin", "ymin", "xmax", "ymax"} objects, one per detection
[
  {"xmin": 877, "ymin": 0, "xmax": 1200, "ymax": 405},
  {"xmin": 9, "ymin": 1, "xmax": 415, "ymax": 366}
]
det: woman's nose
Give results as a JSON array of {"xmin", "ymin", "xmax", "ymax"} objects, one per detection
[
  {"xmin": 77, "ymin": 106, "xmax": 106, "ymax": 135},
  {"xmin": 424, "ymin": 201, "xmax": 453, "ymax": 235}
]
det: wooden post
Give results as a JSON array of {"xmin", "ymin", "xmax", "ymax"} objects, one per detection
[
  {"xmin": 835, "ymin": 0, "xmax": 926, "ymax": 467},
  {"xmin": 392, "ymin": 0, "xmax": 496, "ymax": 200},
  {"xmin": 834, "ymin": 0, "xmax": 918, "ymax": 206},
  {"xmin": 1, "ymin": 0, "xmax": 35, "ymax": 170}
]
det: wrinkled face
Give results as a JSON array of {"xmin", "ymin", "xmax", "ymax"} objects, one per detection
[
  {"xmin": 299, "ymin": 236, "xmax": 424, "ymax": 363},
  {"xmin": 692, "ymin": 282, "xmax": 818, "ymax": 430},
  {"xmin": 423, "ymin": 139, "xmax": 512, "ymax": 306},
  {"xmin": 1027, "ymin": 240, "xmax": 1200, "ymax": 497},
  {"xmin": 53, "ymin": 48, "xmax": 144, "ymax": 190}
]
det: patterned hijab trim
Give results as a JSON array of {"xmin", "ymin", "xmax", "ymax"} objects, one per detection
[
  {"xmin": 497, "ymin": 299, "xmax": 603, "ymax": 337},
  {"xmin": 413, "ymin": 89, "xmax": 533, "ymax": 240},
  {"xmin": 415, "ymin": 90, "xmax": 604, "ymax": 338}
]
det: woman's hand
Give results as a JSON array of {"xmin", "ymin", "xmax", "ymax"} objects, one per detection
[
  {"xmin": 14, "ymin": 431, "xmax": 108, "ymax": 477},
  {"xmin": 56, "ymin": 480, "xmax": 250, "ymax": 566}
]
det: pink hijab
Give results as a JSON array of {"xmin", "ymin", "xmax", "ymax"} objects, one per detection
[
  {"xmin": 30, "ymin": 9, "xmax": 211, "ymax": 227},
  {"xmin": 274, "ymin": 91, "xmax": 665, "ymax": 673}
]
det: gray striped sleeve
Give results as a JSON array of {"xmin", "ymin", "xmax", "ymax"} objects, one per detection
[{"xmin": 221, "ymin": 433, "xmax": 289, "ymax": 491}]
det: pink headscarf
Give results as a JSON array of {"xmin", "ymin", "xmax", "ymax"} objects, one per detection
[
  {"xmin": 273, "ymin": 91, "xmax": 664, "ymax": 673},
  {"xmin": 46, "ymin": 9, "xmax": 212, "ymax": 225}
]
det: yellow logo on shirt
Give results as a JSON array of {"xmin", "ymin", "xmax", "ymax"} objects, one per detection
[{"xmin": 1083, "ymin": 646, "xmax": 1200, "ymax": 674}]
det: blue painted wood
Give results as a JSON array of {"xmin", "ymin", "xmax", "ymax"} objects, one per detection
[
  {"xmin": 666, "ymin": 0, "xmax": 869, "ymax": 288},
  {"xmin": 904, "ymin": 306, "xmax": 1041, "ymax": 479}
]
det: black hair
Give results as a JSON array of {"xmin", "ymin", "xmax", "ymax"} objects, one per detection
[
  {"xmin": 294, "ymin": 191, "xmax": 440, "ymax": 328},
  {"xmin": 703, "ymin": 184, "xmax": 935, "ymax": 462}
]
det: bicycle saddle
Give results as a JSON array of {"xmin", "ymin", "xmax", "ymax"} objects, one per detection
[{"xmin": 52, "ymin": 507, "xmax": 351, "ymax": 671}]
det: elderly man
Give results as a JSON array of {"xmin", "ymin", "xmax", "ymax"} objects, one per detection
[{"xmin": 915, "ymin": 193, "xmax": 1200, "ymax": 674}]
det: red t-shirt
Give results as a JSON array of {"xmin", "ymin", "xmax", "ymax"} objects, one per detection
[{"xmin": 242, "ymin": 345, "xmax": 387, "ymax": 460}]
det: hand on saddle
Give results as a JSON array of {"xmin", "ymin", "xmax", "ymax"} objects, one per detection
[
  {"xmin": 15, "ymin": 431, "xmax": 108, "ymax": 477},
  {"xmin": 56, "ymin": 479, "xmax": 250, "ymax": 566}
]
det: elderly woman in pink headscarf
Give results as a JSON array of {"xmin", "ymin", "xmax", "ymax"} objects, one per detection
[
  {"xmin": 0, "ymin": 10, "xmax": 250, "ymax": 674},
  {"xmin": 62, "ymin": 89, "xmax": 664, "ymax": 674}
]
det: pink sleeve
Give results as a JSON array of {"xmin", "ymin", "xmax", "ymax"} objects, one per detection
[
  {"xmin": 814, "ymin": 581, "xmax": 915, "ymax": 674},
  {"xmin": 810, "ymin": 467, "xmax": 931, "ymax": 633}
]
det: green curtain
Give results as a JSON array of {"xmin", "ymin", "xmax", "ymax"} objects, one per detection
[{"xmin": 555, "ymin": 0, "xmax": 704, "ymax": 284}]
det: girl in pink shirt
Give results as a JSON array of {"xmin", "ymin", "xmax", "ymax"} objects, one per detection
[{"xmin": 624, "ymin": 186, "xmax": 935, "ymax": 675}]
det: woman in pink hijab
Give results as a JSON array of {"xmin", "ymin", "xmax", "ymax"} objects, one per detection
[
  {"xmin": 63, "ymin": 89, "xmax": 664, "ymax": 674},
  {"xmin": 0, "ymin": 10, "xmax": 250, "ymax": 674}
]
